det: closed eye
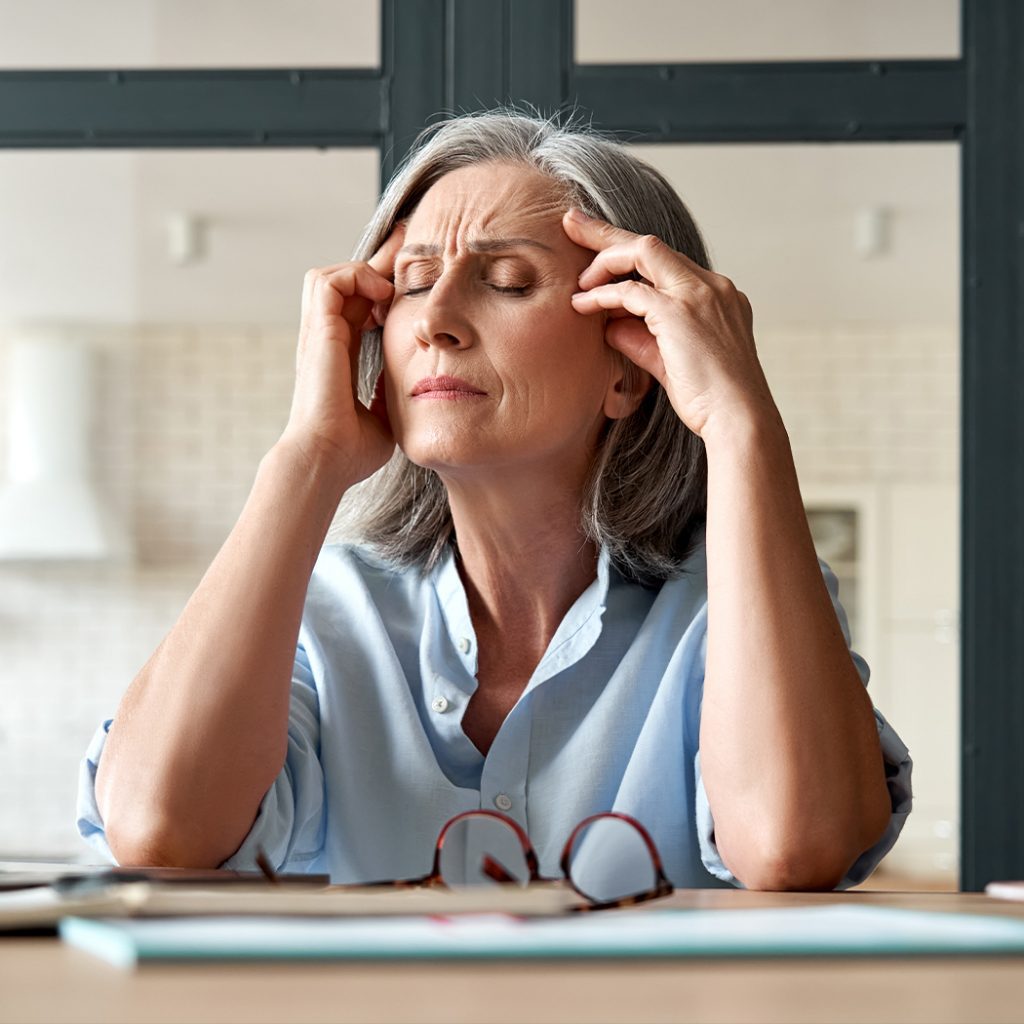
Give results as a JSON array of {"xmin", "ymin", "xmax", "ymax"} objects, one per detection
[{"xmin": 402, "ymin": 283, "xmax": 530, "ymax": 296}]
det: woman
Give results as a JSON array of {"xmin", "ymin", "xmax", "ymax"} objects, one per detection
[{"xmin": 79, "ymin": 109, "xmax": 911, "ymax": 891}]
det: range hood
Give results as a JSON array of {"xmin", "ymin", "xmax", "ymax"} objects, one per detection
[{"xmin": 0, "ymin": 334, "xmax": 131, "ymax": 561}]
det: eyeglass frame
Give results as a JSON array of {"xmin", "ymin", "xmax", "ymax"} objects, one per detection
[{"xmin": 352, "ymin": 809, "xmax": 675, "ymax": 912}]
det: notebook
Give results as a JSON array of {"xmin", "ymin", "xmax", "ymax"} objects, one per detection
[{"xmin": 59, "ymin": 904, "xmax": 1024, "ymax": 969}]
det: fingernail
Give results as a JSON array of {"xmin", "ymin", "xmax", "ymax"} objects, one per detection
[{"xmin": 567, "ymin": 207, "xmax": 592, "ymax": 222}]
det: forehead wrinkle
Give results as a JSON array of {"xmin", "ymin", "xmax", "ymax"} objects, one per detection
[
  {"xmin": 476, "ymin": 186, "xmax": 567, "ymax": 237},
  {"xmin": 405, "ymin": 166, "xmax": 570, "ymax": 257},
  {"xmin": 399, "ymin": 237, "xmax": 553, "ymax": 259}
]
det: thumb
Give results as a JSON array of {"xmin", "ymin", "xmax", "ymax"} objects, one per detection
[
  {"xmin": 605, "ymin": 318, "xmax": 665, "ymax": 385},
  {"xmin": 368, "ymin": 373, "xmax": 393, "ymax": 437}
]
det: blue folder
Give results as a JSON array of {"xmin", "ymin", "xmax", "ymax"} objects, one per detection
[{"xmin": 60, "ymin": 905, "xmax": 1024, "ymax": 969}]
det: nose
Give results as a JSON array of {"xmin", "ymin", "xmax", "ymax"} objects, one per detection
[{"xmin": 412, "ymin": 274, "xmax": 475, "ymax": 351}]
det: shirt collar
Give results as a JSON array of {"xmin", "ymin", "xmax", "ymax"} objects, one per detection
[{"xmin": 431, "ymin": 543, "xmax": 612, "ymax": 686}]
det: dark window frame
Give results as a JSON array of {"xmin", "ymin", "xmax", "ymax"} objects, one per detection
[{"xmin": 0, "ymin": 0, "xmax": 1018, "ymax": 890}]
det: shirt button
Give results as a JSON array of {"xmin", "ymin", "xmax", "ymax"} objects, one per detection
[
  {"xmin": 457, "ymin": 637, "xmax": 472, "ymax": 654},
  {"xmin": 494, "ymin": 793, "xmax": 513, "ymax": 812},
  {"xmin": 431, "ymin": 696, "xmax": 449, "ymax": 714}
]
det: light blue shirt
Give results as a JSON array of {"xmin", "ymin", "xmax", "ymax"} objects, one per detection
[{"xmin": 77, "ymin": 532, "xmax": 912, "ymax": 889}]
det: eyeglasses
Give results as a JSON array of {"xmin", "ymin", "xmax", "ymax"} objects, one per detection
[{"xmin": 315, "ymin": 810, "xmax": 674, "ymax": 912}]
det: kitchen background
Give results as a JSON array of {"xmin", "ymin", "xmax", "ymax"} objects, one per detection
[{"xmin": 0, "ymin": 0, "xmax": 959, "ymax": 886}]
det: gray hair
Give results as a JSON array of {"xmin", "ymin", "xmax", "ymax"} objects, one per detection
[{"xmin": 331, "ymin": 107, "xmax": 709, "ymax": 586}]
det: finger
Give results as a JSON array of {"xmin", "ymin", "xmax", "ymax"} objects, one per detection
[
  {"xmin": 563, "ymin": 208, "xmax": 711, "ymax": 291},
  {"xmin": 319, "ymin": 262, "xmax": 395, "ymax": 303},
  {"xmin": 304, "ymin": 266, "xmax": 392, "ymax": 338},
  {"xmin": 570, "ymin": 279, "xmax": 664, "ymax": 320},
  {"xmin": 304, "ymin": 258, "xmax": 387, "ymax": 287},
  {"xmin": 309, "ymin": 267, "xmax": 391, "ymax": 340},
  {"xmin": 367, "ymin": 221, "xmax": 406, "ymax": 279},
  {"xmin": 561, "ymin": 207, "xmax": 638, "ymax": 253},
  {"xmin": 576, "ymin": 235, "xmax": 704, "ymax": 293},
  {"xmin": 300, "ymin": 269, "xmax": 319, "ymax": 326},
  {"xmin": 311, "ymin": 280, "xmax": 374, "ymax": 342},
  {"xmin": 306, "ymin": 223, "xmax": 405, "ymax": 285}
]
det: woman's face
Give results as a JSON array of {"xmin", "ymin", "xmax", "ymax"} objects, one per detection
[{"xmin": 381, "ymin": 161, "xmax": 629, "ymax": 483}]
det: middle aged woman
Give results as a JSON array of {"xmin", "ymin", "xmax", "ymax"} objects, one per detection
[{"xmin": 79, "ymin": 109, "xmax": 911, "ymax": 893}]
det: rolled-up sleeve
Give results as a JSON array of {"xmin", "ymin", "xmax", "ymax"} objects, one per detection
[
  {"xmin": 76, "ymin": 645, "xmax": 327, "ymax": 873},
  {"xmin": 76, "ymin": 718, "xmax": 118, "ymax": 863},
  {"xmin": 692, "ymin": 559, "xmax": 914, "ymax": 889},
  {"xmin": 221, "ymin": 645, "xmax": 325, "ymax": 872}
]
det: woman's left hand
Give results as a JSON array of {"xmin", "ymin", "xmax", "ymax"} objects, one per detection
[{"xmin": 563, "ymin": 207, "xmax": 776, "ymax": 440}]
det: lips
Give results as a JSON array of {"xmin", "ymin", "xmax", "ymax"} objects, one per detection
[{"xmin": 410, "ymin": 375, "xmax": 487, "ymax": 397}]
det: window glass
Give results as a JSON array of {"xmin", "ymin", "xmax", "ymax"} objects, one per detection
[
  {"xmin": 635, "ymin": 141, "xmax": 960, "ymax": 888},
  {"xmin": 0, "ymin": 147, "xmax": 377, "ymax": 857},
  {"xmin": 576, "ymin": 0, "xmax": 959, "ymax": 63},
  {"xmin": 0, "ymin": 0, "xmax": 379, "ymax": 69}
]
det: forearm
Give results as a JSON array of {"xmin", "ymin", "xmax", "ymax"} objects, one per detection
[
  {"xmin": 96, "ymin": 438, "xmax": 352, "ymax": 867},
  {"xmin": 699, "ymin": 405, "xmax": 891, "ymax": 890}
]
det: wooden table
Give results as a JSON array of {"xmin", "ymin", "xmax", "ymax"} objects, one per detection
[{"xmin": 3, "ymin": 890, "xmax": 1024, "ymax": 1024}]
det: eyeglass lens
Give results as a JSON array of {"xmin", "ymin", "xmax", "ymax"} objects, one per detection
[
  {"xmin": 566, "ymin": 816, "xmax": 659, "ymax": 904},
  {"xmin": 436, "ymin": 812, "xmax": 661, "ymax": 904},
  {"xmin": 437, "ymin": 814, "xmax": 532, "ymax": 887}
]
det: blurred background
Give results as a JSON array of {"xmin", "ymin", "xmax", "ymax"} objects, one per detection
[{"xmin": 0, "ymin": 0, "xmax": 959, "ymax": 889}]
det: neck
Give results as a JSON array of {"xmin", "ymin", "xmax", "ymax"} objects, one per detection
[{"xmin": 442, "ymin": 466, "xmax": 599, "ymax": 646}]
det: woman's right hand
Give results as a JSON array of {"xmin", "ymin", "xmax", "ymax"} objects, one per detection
[{"xmin": 279, "ymin": 225, "xmax": 405, "ymax": 486}]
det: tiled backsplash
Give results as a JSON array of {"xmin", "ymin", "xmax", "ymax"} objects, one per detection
[
  {"xmin": 0, "ymin": 325, "xmax": 295, "ymax": 856},
  {"xmin": 760, "ymin": 326, "xmax": 958, "ymax": 485},
  {"xmin": 0, "ymin": 323, "xmax": 958, "ymax": 860}
]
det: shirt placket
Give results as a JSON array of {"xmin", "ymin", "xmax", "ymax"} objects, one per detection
[
  {"xmin": 475, "ymin": 549, "xmax": 613, "ymax": 831},
  {"xmin": 423, "ymin": 555, "xmax": 483, "ymax": 784}
]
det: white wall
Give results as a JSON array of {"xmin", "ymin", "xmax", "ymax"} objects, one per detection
[
  {"xmin": 576, "ymin": 0, "xmax": 958, "ymax": 61},
  {"xmin": 0, "ymin": 0, "xmax": 379, "ymax": 68},
  {"xmin": 0, "ymin": 149, "xmax": 379, "ymax": 325}
]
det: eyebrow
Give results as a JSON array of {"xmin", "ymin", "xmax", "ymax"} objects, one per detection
[{"xmin": 398, "ymin": 237, "xmax": 553, "ymax": 258}]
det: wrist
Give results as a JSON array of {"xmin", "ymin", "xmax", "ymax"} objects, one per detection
[
  {"xmin": 700, "ymin": 397, "xmax": 789, "ymax": 458},
  {"xmin": 265, "ymin": 433, "xmax": 360, "ymax": 498}
]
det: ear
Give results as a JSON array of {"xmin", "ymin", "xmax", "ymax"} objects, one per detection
[{"xmin": 603, "ymin": 355, "xmax": 652, "ymax": 420}]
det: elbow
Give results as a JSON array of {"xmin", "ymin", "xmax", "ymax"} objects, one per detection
[
  {"xmin": 722, "ymin": 809, "xmax": 892, "ymax": 893},
  {"xmin": 731, "ymin": 842, "xmax": 852, "ymax": 892},
  {"xmin": 715, "ymin": 769, "xmax": 894, "ymax": 892},
  {"xmin": 95, "ymin": 747, "xmax": 270, "ymax": 870},
  {"xmin": 97, "ymin": 773, "xmax": 206, "ymax": 867},
  {"xmin": 103, "ymin": 807, "xmax": 226, "ymax": 869},
  {"xmin": 100, "ymin": 794, "xmax": 240, "ymax": 868},
  {"xmin": 100, "ymin": 782, "xmax": 264, "ymax": 869}
]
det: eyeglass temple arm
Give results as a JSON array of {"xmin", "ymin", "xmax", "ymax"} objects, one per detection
[{"xmin": 480, "ymin": 854, "xmax": 518, "ymax": 884}]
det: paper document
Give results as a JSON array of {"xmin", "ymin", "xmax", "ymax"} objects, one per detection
[
  {"xmin": 60, "ymin": 905, "xmax": 1024, "ymax": 969},
  {"xmin": 986, "ymin": 881, "xmax": 1024, "ymax": 902},
  {"xmin": 1, "ymin": 880, "xmax": 576, "ymax": 931}
]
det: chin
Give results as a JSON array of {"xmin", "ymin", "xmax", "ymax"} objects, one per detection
[
  {"xmin": 400, "ymin": 449, "xmax": 490, "ymax": 476},
  {"xmin": 397, "ymin": 431, "xmax": 490, "ymax": 473}
]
